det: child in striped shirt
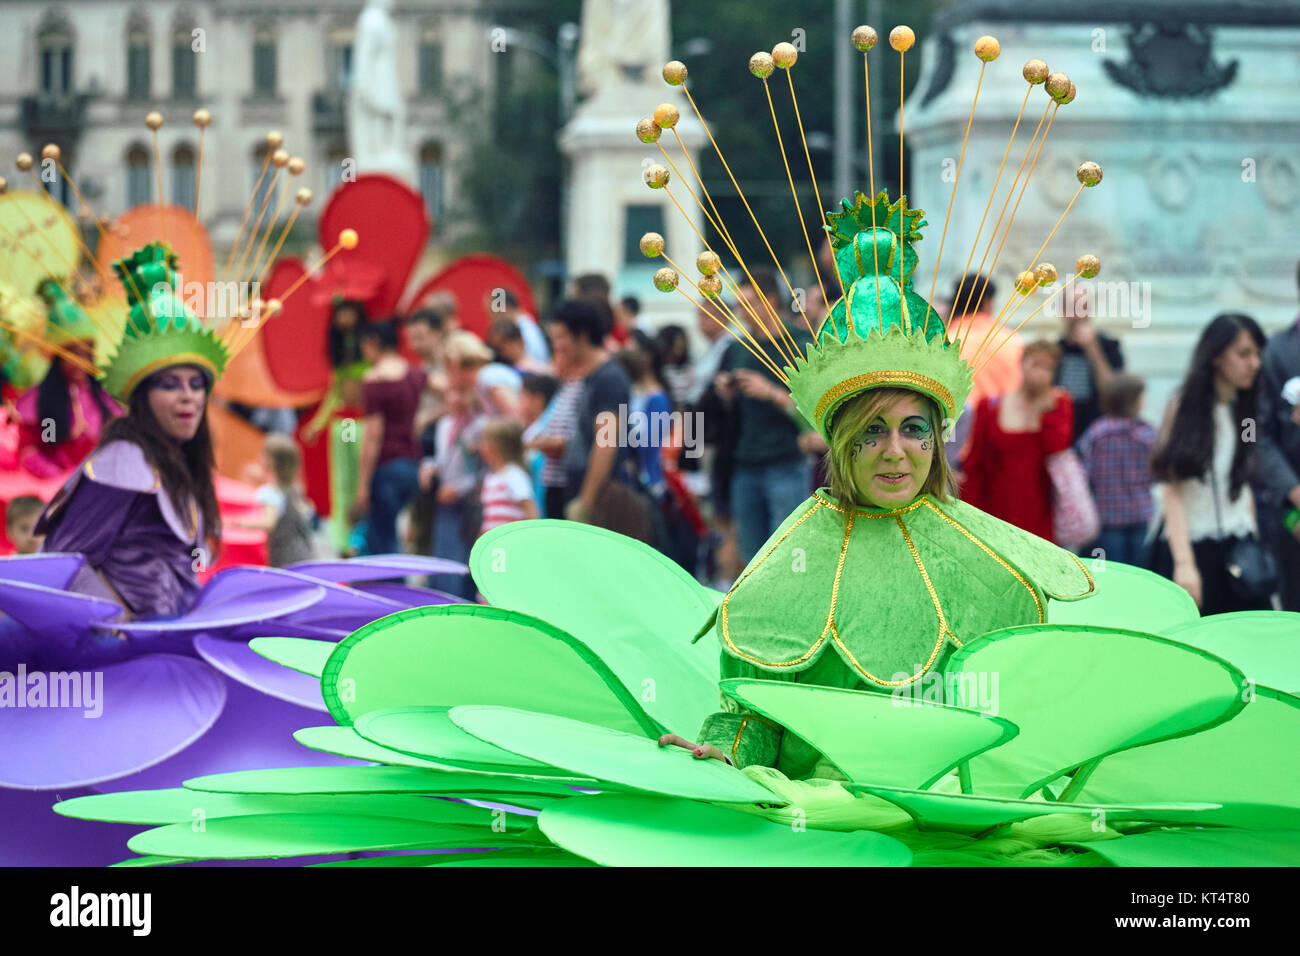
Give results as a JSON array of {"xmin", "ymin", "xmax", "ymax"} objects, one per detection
[{"xmin": 479, "ymin": 418, "xmax": 539, "ymax": 536}]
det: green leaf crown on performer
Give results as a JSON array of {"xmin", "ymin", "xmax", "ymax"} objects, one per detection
[
  {"xmin": 787, "ymin": 190, "xmax": 973, "ymax": 443},
  {"xmin": 99, "ymin": 241, "xmax": 230, "ymax": 401},
  {"xmin": 632, "ymin": 25, "xmax": 1104, "ymax": 448}
]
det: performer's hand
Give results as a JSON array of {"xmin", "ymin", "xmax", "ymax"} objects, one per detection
[
  {"xmin": 658, "ymin": 734, "xmax": 729, "ymax": 764},
  {"xmin": 714, "ymin": 371, "xmax": 734, "ymax": 401},
  {"xmin": 418, "ymin": 461, "xmax": 436, "ymax": 491},
  {"xmin": 348, "ymin": 496, "xmax": 369, "ymax": 524},
  {"xmin": 435, "ymin": 484, "xmax": 460, "ymax": 505},
  {"xmin": 1173, "ymin": 560, "xmax": 1202, "ymax": 608}
]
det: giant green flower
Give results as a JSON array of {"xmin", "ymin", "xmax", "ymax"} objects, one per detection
[{"xmin": 55, "ymin": 522, "xmax": 1300, "ymax": 867}]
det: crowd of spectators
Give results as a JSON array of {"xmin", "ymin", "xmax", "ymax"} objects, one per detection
[{"xmin": 239, "ymin": 262, "xmax": 1300, "ymax": 616}]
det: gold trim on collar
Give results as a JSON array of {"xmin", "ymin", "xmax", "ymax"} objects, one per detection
[
  {"xmin": 814, "ymin": 370, "xmax": 956, "ymax": 424},
  {"xmin": 718, "ymin": 494, "xmax": 1055, "ymax": 687}
]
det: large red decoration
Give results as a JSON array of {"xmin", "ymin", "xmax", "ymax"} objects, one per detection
[{"xmin": 404, "ymin": 254, "xmax": 538, "ymax": 341}]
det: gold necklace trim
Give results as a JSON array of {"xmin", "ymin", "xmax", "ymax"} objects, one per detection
[
  {"xmin": 814, "ymin": 370, "xmax": 956, "ymax": 424},
  {"xmin": 813, "ymin": 488, "xmax": 929, "ymax": 518}
]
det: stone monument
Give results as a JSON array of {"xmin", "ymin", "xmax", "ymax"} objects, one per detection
[
  {"xmin": 907, "ymin": 1, "xmax": 1300, "ymax": 421},
  {"xmin": 349, "ymin": 0, "xmax": 416, "ymax": 182},
  {"xmin": 560, "ymin": 0, "xmax": 704, "ymax": 329}
]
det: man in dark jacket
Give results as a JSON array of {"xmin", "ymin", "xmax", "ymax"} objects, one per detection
[{"xmin": 1258, "ymin": 269, "xmax": 1300, "ymax": 611}]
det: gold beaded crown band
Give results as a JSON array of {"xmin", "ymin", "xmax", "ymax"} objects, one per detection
[{"xmin": 634, "ymin": 25, "xmax": 1104, "ymax": 441}]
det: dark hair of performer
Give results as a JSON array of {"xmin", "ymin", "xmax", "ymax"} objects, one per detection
[
  {"xmin": 98, "ymin": 363, "xmax": 220, "ymax": 547},
  {"xmin": 328, "ymin": 299, "xmax": 368, "ymax": 368}
]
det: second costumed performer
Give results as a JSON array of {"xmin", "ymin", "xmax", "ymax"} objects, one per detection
[{"xmin": 662, "ymin": 192, "xmax": 1097, "ymax": 776}]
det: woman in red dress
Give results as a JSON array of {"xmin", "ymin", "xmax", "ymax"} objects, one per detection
[{"xmin": 960, "ymin": 340, "xmax": 1074, "ymax": 541}]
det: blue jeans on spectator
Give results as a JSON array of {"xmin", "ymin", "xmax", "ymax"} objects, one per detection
[
  {"xmin": 430, "ymin": 502, "xmax": 475, "ymax": 600},
  {"xmin": 731, "ymin": 458, "xmax": 812, "ymax": 565},
  {"xmin": 365, "ymin": 457, "xmax": 419, "ymax": 556},
  {"xmin": 1094, "ymin": 521, "xmax": 1149, "ymax": 567}
]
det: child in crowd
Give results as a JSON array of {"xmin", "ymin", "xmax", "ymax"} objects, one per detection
[
  {"xmin": 479, "ymin": 418, "xmax": 538, "ymax": 536},
  {"xmin": 520, "ymin": 373, "xmax": 558, "ymax": 517},
  {"xmin": 422, "ymin": 385, "xmax": 484, "ymax": 599},
  {"xmin": 616, "ymin": 347, "xmax": 673, "ymax": 498},
  {"xmin": 240, "ymin": 433, "xmax": 318, "ymax": 567},
  {"xmin": 6, "ymin": 495, "xmax": 45, "ymax": 555},
  {"xmin": 1077, "ymin": 372, "xmax": 1156, "ymax": 567}
]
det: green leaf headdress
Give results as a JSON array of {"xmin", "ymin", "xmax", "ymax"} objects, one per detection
[{"xmin": 99, "ymin": 242, "xmax": 229, "ymax": 401}]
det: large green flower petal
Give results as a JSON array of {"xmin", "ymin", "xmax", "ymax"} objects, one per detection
[
  {"xmin": 854, "ymin": 784, "xmax": 1219, "ymax": 834},
  {"xmin": 127, "ymin": 813, "xmax": 545, "ymax": 861},
  {"xmin": 353, "ymin": 706, "xmax": 573, "ymax": 775},
  {"xmin": 249, "ymin": 637, "xmax": 336, "ymax": 678},
  {"xmin": 1064, "ymin": 827, "xmax": 1300, "ymax": 866},
  {"xmin": 1048, "ymin": 558, "xmax": 1198, "ymax": 631},
  {"xmin": 471, "ymin": 521, "xmax": 719, "ymax": 736},
  {"xmin": 321, "ymin": 604, "xmax": 660, "ymax": 736},
  {"xmin": 539, "ymin": 792, "xmax": 912, "ymax": 867},
  {"xmin": 1161, "ymin": 611, "xmax": 1300, "ymax": 696},
  {"xmin": 56, "ymin": 787, "xmax": 513, "ymax": 826},
  {"xmin": 450, "ymin": 705, "xmax": 778, "ymax": 804},
  {"xmin": 720, "ymin": 679, "xmax": 1017, "ymax": 788},
  {"xmin": 182, "ymin": 765, "xmax": 584, "ymax": 801},
  {"xmin": 1076, "ymin": 685, "xmax": 1300, "ymax": 829},
  {"xmin": 947, "ymin": 625, "xmax": 1245, "ymax": 798}
]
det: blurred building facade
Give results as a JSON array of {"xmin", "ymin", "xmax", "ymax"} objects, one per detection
[
  {"xmin": 0, "ymin": 0, "xmax": 498, "ymax": 251},
  {"xmin": 909, "ymin": 0, "xmax": 1300, "ymax": 421}
]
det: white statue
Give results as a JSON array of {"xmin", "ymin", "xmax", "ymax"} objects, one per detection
[
  {"xmin": 577, "ymin": 0, "xmax": 670, "ymax": 97},
  {"xmin": 348, "ymin": 0, "xmax": 415, "ymax": 181}
]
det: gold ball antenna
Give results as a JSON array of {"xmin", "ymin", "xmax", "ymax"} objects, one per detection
[
  {"xmin": 1034, "ymin": 263, "xmax": 1059, "ymax": 285},
  {"xmin": 639, "ymin": 232, "xmax": 665, "ymax": 258},
  {"xmin": 1045, "ymin": 72, "xmax": 1072, "ymax": 103},
  {"xmin": 15, "ymin": 153, "xmax": 33, "ymax": 172},
  {"xmin": 699, "ymin": 274, "xmax": 724, "ymax": 298},
  {"xmin": 295, "ymin": 188, "xmax": 313, "ymax": 206},
  {"xmin": 772, "ymin": 42, "xmax": 799, "ymax": 69},
  {"xmin": 974, "ymin": 36, "xmax": 1000, "ymax": 62},
  {"xmin": 288, "ymin": 157, "xmax": 306, "ymax": 176},
  {"xmin": 635, "ymin": 118, "xmax": 662, "ymax": 144},
  {"xmin": 643, "ymin": 164, "xmax": 670, "ymax": 189},
  {"xmin": 265, "ymin": 130, "xmax": 284, "ymax": 148},
  {"xmin": 1076, "ymin": 254, "xmax": 1101, "ymax": 278},
  {"xmin": 1015, "ymin": 270, "xmax": 1039, "ymax": 294},
  {"xmin": 1077, "ymin": 161, "xmax": 1103, "ymax": 187},
  {"xmin": 339, "ymin": 228, "xmax": 359, "ymax": 249},
  {"xmin": 1023, "ymin": 59, "xmax": 1049, "ymax": 84},
  {"xmin": 271, "ymin": 149, "xmax": 290, "ymax": 167},
  {"xmin": 145, "ymin": 111, "xmax": 164, "ymax": 130},
  {"xmin": 662, "ymin": 61, "xmax": 688, "ymax": 86},
  {"xmin": 852, "ymin": 25, "xmax": 878, "ymax": 53},
  {"xmin": 889, "ymin": 25, "xmax": 915, "ymax": 52},
  {"xmin": 41, "ymin": 144, "xmax": 61, "ymax": 163},
  {"xmin": 749, "ymin": 52, "xmax": 776, "ymax": 79},
  {"xmin": 193, "ymin": 109, "xmax": 211, "ymax": 128},
  {"xmin": 653, "ymin": 267, "xmax": 679, "ymax": 292},
  {"xmin": 653, "ymin": 103, "xmax": 680, "ymax": 129},
  {"xmin": 697, "ymin": 250, "xmax": 722, "ymax": 275}
]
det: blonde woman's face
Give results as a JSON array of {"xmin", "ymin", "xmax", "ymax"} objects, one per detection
[{"xmin": 848, "ymin": 393, "xmax": 935, "ymax": 509}]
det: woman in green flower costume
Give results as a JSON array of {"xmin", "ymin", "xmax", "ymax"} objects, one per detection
[{"xmin": 661, "ymin": 192, "xmax": 1095, "ymax": 777}]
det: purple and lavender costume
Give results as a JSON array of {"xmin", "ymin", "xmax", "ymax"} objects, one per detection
[{"xmin": 37, "ymin": 440, "xmax": 203, "ymax": 620}]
